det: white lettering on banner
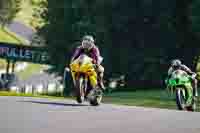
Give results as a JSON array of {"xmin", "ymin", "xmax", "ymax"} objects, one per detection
[
  {"xmin": 41, "ymin": 52, "xmax": 49, "ymax": 62},
  {"xmin": 0, "ymin": 44, "xmax": 50, "ymax": 64},
  {"xmin": 7, "ymin": 48, "xmax": 18, "ymax": 58},
  {"xmin": 24, "ymin": 50, "xmax": 32, "ymax": 60},
  {"xmin": 19, "ymin": 48, "xmax": 25, "ymax": 58},
  {"xmin": 31, "ymin": 51, "xmax": 36, "ymax": 60},
  {"xmin": 0, "ymin": 47, "xmax": 9, "ymax": 56},
  {"xmin": 36, "ymin": 53, "xmax": 41, "ymax": 62}
]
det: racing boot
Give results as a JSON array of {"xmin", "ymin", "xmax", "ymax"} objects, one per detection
[{"xmin": 98, "ymin": 72, "xmax": 105, "ymax": 91}]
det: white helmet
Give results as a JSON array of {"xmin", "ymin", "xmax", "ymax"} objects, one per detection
[
  {"xmin": 171, "ymin": 59, "xmax": 182, "ymax": 67},
  {"xmin": 82, "ymin": 35, "xmax": 95, "ymax": 50}
]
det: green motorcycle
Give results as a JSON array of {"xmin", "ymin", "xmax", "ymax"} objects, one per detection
[{"xmin": 166, "ymin": 69, "xmax": 196, "ymax": 111}]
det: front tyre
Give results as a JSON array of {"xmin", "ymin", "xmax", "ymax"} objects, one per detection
[
  {"xmin": 176, "ymin": 88, "xmax": 186, "ymax": 110},
  {"xmin": 76, "ymin": 77, "xmax": 85, "ymax": 103}
]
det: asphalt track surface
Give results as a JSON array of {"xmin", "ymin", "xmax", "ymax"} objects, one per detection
[
  {"xmin": 8, "ymin": 21, "xmax": 35, "ymax": 42},
  {"xmin": 0, "ymin": 96, "xmax": 200, "ymax": 133}
]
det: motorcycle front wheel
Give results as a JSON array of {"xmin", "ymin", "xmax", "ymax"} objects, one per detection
[
  {"xmin": 76, "ymin": 77, "xmax": 85, "ymax": 103},
  {"xmin": 176, "ymin": 88, "xmax": 187, "ymax": 110}
]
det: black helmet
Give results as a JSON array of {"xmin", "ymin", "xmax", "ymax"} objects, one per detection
[{"xmin": 171, "ymin": 59, "xmax": 182, "ymax": 67}]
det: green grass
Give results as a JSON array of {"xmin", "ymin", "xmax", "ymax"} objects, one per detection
[
  {"xmin": 15, "ymin": 0, "xmax": 46, "ymax": 29},
  {"xmin": 0, "ymin": 91, "xmax": 65, "ymax": 99},
  {"xmin": 0, "ymin": 60, "xmax": 7, "ymax": 70},
  {"xmin": 16, "ymin": 63, "xmax": 45, "ymax": 80},
  {"xmin": 3, "ymin": 27, "xmax": 29, "ymax": 44},
  {"xmin": 0, "ymin": 28, "xmax": 22, "ymax": 44},
  {"xmin": 103, "ymin": 90, "xmax": 176, "ymax": 109},
  {"xmin": 103, "ymin": 89, "xmax": 200, "ymax": 111},
  {"xmin": 1, "ymin": 89, "xmax": 200, "ymax": 112},
  {"xmin": 15, "ymin": 0, "xmax": 34, "ymax": 29}
]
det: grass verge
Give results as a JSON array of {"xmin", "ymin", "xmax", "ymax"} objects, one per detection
[
  {"xmin": 0, "ymin": 27, "xmax": 22, "ymax": 44},
  {"xmin": 0, "ymin": 91, "xmax": 65, "ymax": 99},
  {"xmin": 103, "ymin": 89, "xmax": 200, "ymax": 111},
  {"xmin": 1, "ymin": 89, "xmax": 199, "ymax": 112},
  {"xmin": 16, "ymin": 63, "xmax": 46, "ymax": 80}
]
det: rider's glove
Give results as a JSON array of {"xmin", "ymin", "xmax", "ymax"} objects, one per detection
[
  {"xmin": 92, "ymin": 60, "xmax": 98, "ymax": 67},
  {"xmin": 92, "ymin": 59, "xmax": 97, "ymax": 64},
  {"xmin": 192, "ymin": 73, "xmax": 197, "ymax": 79},
  {"xmin": 165, "ymin": 79, "xmax": 168, "ymax": 85},
  {"xmin": 65, "ymin": 67, "xmax": 70, "ymax": 72}
]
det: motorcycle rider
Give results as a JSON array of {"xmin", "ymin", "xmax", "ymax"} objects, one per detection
[
  {"xmin": 167, "ymin": 59, "xmax": 198, "ymax": 98},
  {"xmin": 70, "ymin": 35, "xmax": 105, "ymax": 90}
]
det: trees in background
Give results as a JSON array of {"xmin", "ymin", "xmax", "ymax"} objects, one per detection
[
  {"xmin": 37, "ymin": 0, "xmax": 200, "ymax": 88},
  {"xmin": 0, "ymin": 0, "xmax": 21, "ymax": 27}
]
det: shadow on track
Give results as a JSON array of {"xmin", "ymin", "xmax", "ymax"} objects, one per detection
[{"xmin": 18, "ymin": 100, "xmax": 88, "ymax": 107}]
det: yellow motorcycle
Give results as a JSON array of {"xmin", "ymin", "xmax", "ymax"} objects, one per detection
[{"xmin": 70, "ymin": 54, "xmax": 102, "ymax": 106}]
